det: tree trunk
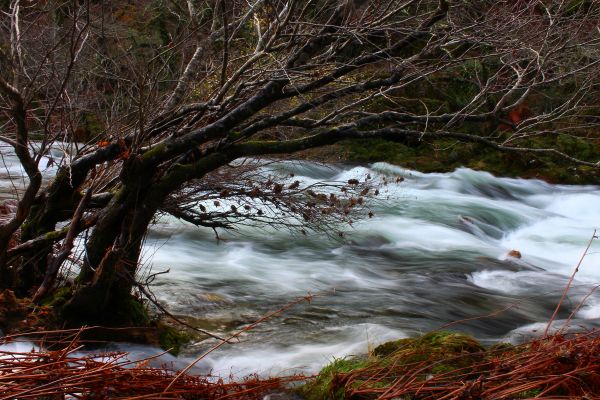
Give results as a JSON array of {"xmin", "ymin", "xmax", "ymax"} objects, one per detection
[
  {"xmin": 62, "ymin": 161, "xmax": 159, "ymax": 326},
  {"xmin": 61, "ymin": 205, "xmax": 151, "ymax": 325},
  {"xmin": 14, "ymin": 168, "xmax": 84, "ymax": 294}
]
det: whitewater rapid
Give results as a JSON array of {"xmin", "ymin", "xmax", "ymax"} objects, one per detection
[
  {"xmin": 1, "ymin": 148, "xmax": 599, "ymax": 377},
  {"xmin": 143, "ymin": 162, "xmax": 600, "ymax": 377}
]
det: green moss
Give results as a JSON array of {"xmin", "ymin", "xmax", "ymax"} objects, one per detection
[
  {"xmin": 43, "ymin": 226, "xmax": 69, "ymax": 241},
  {"xmin": 373, "ymin": 331, "xmax": 485, "ymax": 374},
  {"xmin": 140, "ymin": 142, "xmax": 166, "ymax": 163},
  {"xmin": 371, "ymin": 338, "xmax": 414, "ymax": 357},
  {"xmin": 342, "ymin": 135, "xmax": 600, "ymax": 184},
  {"xmin": 410, "ymin": 331, "xmax": 485, "ymax": 354},
  {"xmin": 299, "ymin": 357, "xmax": 371, "ymax": 400},
  {"xmin": 302, "ymin": 332, "xmax": 486, "ymax": 400},
  {"xmin": 121, "ymin": 297, "xmax": 151, "ymax": 327},
  {"xmin": 335, "ymin": 54, "xmax": 600, "ymax": 185},
  {"xmin": 42, "ymin": 286, "xmax": 73, "ymax": 308},
  {"xmin": 157, "ymin": 322, "xmax": 191, "ymax": 356},
  {"xmin": 342, "ymin": 138, "xmax": 419, "ymax": 165}
]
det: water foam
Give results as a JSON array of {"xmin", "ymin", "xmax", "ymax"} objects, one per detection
[{"xmin": 201, "ymin": 323, "xmax": 405, "ymax": 376}]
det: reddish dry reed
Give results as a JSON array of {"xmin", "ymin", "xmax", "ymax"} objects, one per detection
[
  {"xmin": 337, "ymin": 329, "xmax": 600, "ymax": 399},
  {"xmin": 3, "ymin": 325, "xmax": 600, "ymax": 399},
  {"xmin": 0, "ymin": 339, "xmax": 303, "ymax": 399},
  {"xmin": 0, "ymin": 293, "xmax": 324, "ymax": 399}
]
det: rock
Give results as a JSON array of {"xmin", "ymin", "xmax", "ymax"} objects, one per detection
[
  {"xmin": 508, "ymin": 250, "xmax": 522, "ymax": 259},
  {"xmin": 198, "ymin": 293, "xmax": 226, "ymax": 303}
]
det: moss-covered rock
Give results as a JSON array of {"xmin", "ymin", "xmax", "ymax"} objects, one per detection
[
  {"xmin": 373, "ymin": 331, "xmax": 485, "ymax": 375},
  {"xmin": 157, "ymin": 322, "xmax": 192, "ymax": 356},
  {"xmin": 301, "ymin": 331, "xmax": 488, "ymax": 400},
  {"xmin": 299, "ymin": 357, "xmax": 371, "ymax": 400}
]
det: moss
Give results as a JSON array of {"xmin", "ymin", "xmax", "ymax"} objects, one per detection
[
  {"xmin": 372, "ymin": 331, "xmax": 485, "ymax": 374},
  {"xmin": 119, "ymin": 297, "xmax": 151, "ymax": 327},
  {"xmin": 157, "ymin": 322, "xmax": 191, "ymax": 356},
  {"xmin": 43, "ymin": 226, "xmax": 69, "ymax": 241},
  {"xmin": 371, "ymin": 337, "xmax": 414, "ymax": 357},
  {"xmin": 411, "ymin": 331, "xmax": 485, "ymax": 354},
  {"xmin": 299, "ymin": 357, "xmax": 371, "ymax": 400},
  {"xmin": 302, "ymin": 332, "xmax": 486, "ymax": 400},
  {"xmin": 140, "ymin": 141, "xmax": 166, "ymax": 163},
  {"xmin": 489, "ymin": 342, "xmax": 515, "ymax": 353},
  {"xmin": 341, "ymin": 135, "xmax": 600, "ymax": 184},
  {"xmin": 342, "ymin": 138, "xmax": 419, "ymax": 165},
  {"xmin": 42, "ymin": 286, "xmax": 73, "ymax": 308},
  {"xmin": 334, "ymin": 55, "xmax": 600, "ymax": 185}
]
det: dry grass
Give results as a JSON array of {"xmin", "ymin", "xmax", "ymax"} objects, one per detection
[
  {"xmin": 0, "ymin": 333, "xmax": 305, "ymax": 399},
  {"xmin": 329, "ymin": 329, "xmax": 600, "ymax": 399}
]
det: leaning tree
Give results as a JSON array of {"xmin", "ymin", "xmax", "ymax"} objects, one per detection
[{"xmin": 0, "ymin": 0, "xmax": 599, "ymax": 325}]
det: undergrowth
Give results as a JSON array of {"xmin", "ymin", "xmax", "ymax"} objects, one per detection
[{"xmin": 300, "ymin": 330, "xmax": 600, "ymax": 399}]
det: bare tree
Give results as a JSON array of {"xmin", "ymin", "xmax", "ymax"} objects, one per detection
[{"xmin": 0, "ymin": 0, "xmax": 599, "ymax": 325}]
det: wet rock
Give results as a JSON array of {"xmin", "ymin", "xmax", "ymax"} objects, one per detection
[
  {"xmin": 197, "ymin": 292, "xmax": 227, "ymax": 303},
  {"xmin": 507, "ymin": 249, "xmax": 522, "ymax": 258}
]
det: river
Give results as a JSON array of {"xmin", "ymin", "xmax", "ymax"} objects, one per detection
[{"xmin": 1, "ymin": 145, "xmax": 600, "ymax": 378}]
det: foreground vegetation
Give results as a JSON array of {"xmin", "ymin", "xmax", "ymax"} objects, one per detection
[
  {"xmin": 301, "ymin": 330, "xmax": 600, "ymax": 399},
  {"xmin": 1, "ymin": 328, "xmax": 598, "ymax": 399},
  {"xmin": 0, "ymin": 328, "xmax": 304, "ymax": 399},
  {"xmin": 1, "ymin": 0, "xmax": 600, "ymax": 331},
  {"xmin": 1, "ymin": 1, "xmax": 599, "ymax": 397}
]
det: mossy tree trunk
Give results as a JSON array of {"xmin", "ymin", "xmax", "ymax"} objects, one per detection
[{"xmin": 60, "ymin": 158, "xmax": 158, "ymax": 325}]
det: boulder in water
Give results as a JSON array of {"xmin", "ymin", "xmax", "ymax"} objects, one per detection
[{"xmin": 507, "ymin": 250, "xmax": 522, "ymax": 259}]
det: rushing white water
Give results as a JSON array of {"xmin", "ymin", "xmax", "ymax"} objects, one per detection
[
  {"xmin": 1, "ymin": 149, "xmax": 599, "ymax": 377},
  {"xmin": 140, "ymin": 162, "xmax": 600, "ymax": 376}
]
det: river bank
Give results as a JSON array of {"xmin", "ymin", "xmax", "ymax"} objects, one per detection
[
  {"xmin": 2, "ymin": 326, "xmax": 598, "ymax": 399},
  {"xmin": 300, "ymin": 328, "xmax": 600, "ymax": 399},
  {"xmin": 298, "ymin": 138, "xmax": 600, "ymax": 185}
]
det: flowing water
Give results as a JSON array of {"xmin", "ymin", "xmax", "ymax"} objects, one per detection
[{"xmin": 1, "ymin": 145, "xmax": 600, "ymax": 378}]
